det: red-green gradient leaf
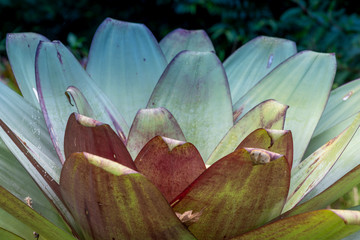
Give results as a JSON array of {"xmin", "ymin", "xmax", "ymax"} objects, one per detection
[
  {"xmin": 60, "ymin": 152, "xmax": 195, "ymax": 240},
  {"xmin": 127, "ymin": 107, "xmax": 186, "ymax": 159},
  {"xmin": 233, "ymin": 210, "xmax": 360, "ymax": 240},
  {"xmin": 135, "ymin": 136, "xmax": 206, "ymax": 202},
  {"xmin": 237, "ymin": 128, "xmax": 293, "ymax": 169},
  {"xmin": 172, "ymin": 148, "xmax": 290, "ymax": 240},
  {"xmin": 64, "ymin": 113, "xmax": 136, "ymax": 170}
]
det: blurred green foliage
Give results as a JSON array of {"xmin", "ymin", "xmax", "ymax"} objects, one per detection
[{"xmin": 1, "ymin": 0, "xmax": 360, "ymax": 86}]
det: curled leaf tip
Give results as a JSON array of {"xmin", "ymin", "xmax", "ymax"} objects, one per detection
[
  {"xmin": 74, "ymin": 113, "xmax": 103, "ymax": 127},
  {"xmin": 249, "ymin": 149, "xmax": 271, "ymax": 164},
  {"xmin": 176, "ymin": 209, "xmax": 204, "ymax": 227}
]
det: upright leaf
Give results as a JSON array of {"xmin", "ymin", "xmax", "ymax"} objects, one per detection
[
  {"xmin": 135, "ymin": 136, "xmax": 205, "ymax": 202},
  {"xmin": 36, "ymin": 41, "xmax": 128, "ymax": 163},
  {"xmin": 159, "ymin": 29, "xmax": 215, "ymax": 62},
  {"xmin": 127, "ymin": 107, "xmax": 186, "ymax": 159},
  {"xmin": 172, "ymin": 148, "xmax": 290, "ymax": 240},
  {"xmin": 233, "ymin": 51, "xmax": 336, "ymax": 167},
  {"xmin": 207, "ymin": 99, "xmax": 288, "ymax": 165},
  {"xmin": 6, "ymin": 33, "xmax": 50, "ymax": 107},
  {"xmin": 86, "ymin": 18, "xmax": 167, "ymax": 125},
  {"xmin": 147, "ymin": 51, "xmax": 233, "ymax": 161},
  {"xmin": 224, "ymin": 36, "xmax": 296, "ymax": 103},
  {"xmin": 60, "ymin": 152, "xmax": 195, "ymax": 240}
]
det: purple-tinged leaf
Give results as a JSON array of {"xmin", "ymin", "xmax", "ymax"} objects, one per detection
[
  {"xmin": 127, "ymin": 107, "xmax": 186, "ymax": 159},
  {"xmin": 60, "ymin": 152, "xmax": 196, "ymax": 240},
  {"xmin": 64, "ymin": 113, "xmax": 136, "ymax": 170},
  {"xmin": 135, "ymin": 136, "xmax": 205, "ymax": 202},
  {"xmin": 159, "ymin": 28, "xmax": 215, "ymax": 62},
  {"xmin": 172, "ymin": 148, "xmax": 290, "ymax": 240}
]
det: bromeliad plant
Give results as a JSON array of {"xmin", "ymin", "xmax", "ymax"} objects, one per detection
[{"xmin": 2, "ymin": 17, "xmax": 360, "ymax": 240}]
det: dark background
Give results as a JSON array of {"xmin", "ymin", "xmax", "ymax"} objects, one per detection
[{"xmin": 1, "ymin": 0, "xmax": 360, "ymax": 87}]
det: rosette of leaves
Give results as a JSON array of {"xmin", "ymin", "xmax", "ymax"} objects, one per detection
[{"xmin": 2, "ymin": 18, "xmax": 360, "ymax": 240}]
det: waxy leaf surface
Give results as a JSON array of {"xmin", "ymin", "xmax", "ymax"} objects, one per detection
[
  {"xmin": 233, "ymin": 210, "xmax": 360, "ymax": 240},
  {"xmin": 60, "ymin": 152, "xmax": 195, "ymax": 240},
  {"xmin": 0, "ymin": 186, "xmax": 76, "ymax": 240},
  {"xmin": 36, "ymin": 41, "xmax": 128, "ymax": 163},
  {"xmin": 64, "ymin": 113, "xmax": 136, "ymax": 170},
  {"xmin": 172, "ymin": 148, "xmax": 290, "ymax": 240},
  {"xmin": 233, "ymin": 51, "xmax": 336, "ymax": 167},
  {"xmin": 159, "ymin": 29, "xmax": 215, "ymax": 62},
  {"xmin": 86, "ymin": 18, "xmax": 167, "ymax": 125},
  {"xmin": 127, "ymin": 107, "xmax": 186, "ymax": 159},
  {"xmin": 147, "ymin": 51, "xmax": 233, "ymax": 161},
  {"xmin": 283, "ymin": 113, "xmax": 360, "ymax": 212},
  {"xmin": 135, "ymin": 136, "xmax": 206, "ymax": 202},
  {"xmin": 6, "ymin": 33, "xmax": 49, "ymax": 107},
  {"xmin": 224, "ymin": 36, "xmax": 296, "ymax": 103},
  {"xmin": 207, "ymin": 99, "xmax": 288, "ymax": 165}
]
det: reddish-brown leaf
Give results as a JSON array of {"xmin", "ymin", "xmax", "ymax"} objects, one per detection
[
  {"xmin": 172, "ymin": 148, "xmax": 290, "ymax": 240},
  {"xmin": 135, "ymin": 136, "xmax": 206, "ymax": 202},
  {"xmin": 64, "ymin": 113, "xmax": 136, "ymax": 170}
]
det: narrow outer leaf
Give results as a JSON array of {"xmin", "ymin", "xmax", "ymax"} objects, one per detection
[
  {"xmin": 159, "ymin": 28, "xmax": 215, "ymax": 62},
  {"xmin": 224, "ymin": 36, "xmax": 296, "ymax": 103},
  {"xmin": 283, "ymin": 112, "xmax": 360, "ymax": 212},
  {"xmin": 207, "ymin": 99, "xmax": 288, "ymax": 165},
  {"xmin": 36, "ymin": 40, "xmax": 128, "ymax": 163},
  {"xmin": 233, "ymin": 210, "xmax": 360, "ymax": 240},
  {"xmin": 237, "ymin": 128, "xmax": 293, "ymax": 169},
  {"xmin": 148, "ymin": 51, "xmax": 233, "ymax": 161},
  {"xmin": 127, "ymin": 107, "xmax": 186, "ymax": 159},
  {"xmin": 6, "ymin": 33, "xmax": 50, "ymax": 107},
  {"xmin": 86, "ymin": 18, "xmax": 167, "ymax": 125},
  {"xmin": 233, "ymin": 51, "xmax": 336, "ymax": 167},
  {"xmin": 64, "ymin": 113, "xmax": 136, "ymax": 170},
  {"xmin": 0, "ymin": 186, "xmax": 76, "ymax": 240},
  {"xmin": 284, "ymin": 164, "xmax": 360, "ymax": 217},
  {"xmin": 172, "ymin": 148, "xmax": 290, "ymax": 240},
  {"xmin": 135, "ymin": 136, "xmax": 206, "ymax": 202},
  {"xmin": 60, "ymin": 152, "xmax": 196, "ymax": 240}
]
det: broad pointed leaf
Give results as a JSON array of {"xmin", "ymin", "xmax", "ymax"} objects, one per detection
[
  {"xmin": 172, "ymin": 148, "xmax": 290, "ymax": 240},
  {"xmin": 284, "ymin": 164, "xmax": 360, "ymax": 217},
  {"xmin": 147, "ymin": 51, "xmax": 233, "ymax": 161},
  {"xmin": 233, "ymin": 209, "xmax": 360, "ymax": 240},
  {"xmin": 159, "ymin": 28, "xmax": 215, "ymax": 62},
  {"xmin": 64, "ymin": 113, "xmax": 136, "ymax": 170},
  {"xmin": 237, "ymin": 128, "xmax": 293, "ymax": 169},
  {"xmin": 0, "ymin": 186, "xmax": 76, "ymax": 240},
  {"xmin": 60, "ymin": 152, "xmax": 196, "ymax": 240},
  {"xmin": 6, "ymin": 33, "xmax": 50, "ymax": 107},
  {"xmin": 0, "ymin": 136, "xmax": 70, "ymax": 233},
  {"xmin": 86, "ymin": 18, "xmax": 167, "ymax": 125},
  {"xmin": 233, "ymin": 51, "xmax": 336, "ymax": 167},
  {"xmin": 224, "ymin": 36, "xmax": 296, "ymax": 103},
  {"xmin": 36, "ymin": 40, "xmax": 128, "ymax": 163},
  {"xmin": 127, "ymin": 107, "xmax": 186, "ymax": 159},
  {"xmin": 283, "ymin": 112, "xmax": 360, "ymax": 212},
  {"xmin": 313, "ymin": 78, "xmax": 360, "ymax": 137},
  {"xmin": 134, "ymin": 136, "xmax": 205, "ymax": 202},
  {"xmin": 207, "ymin": 99, "xmax": 288, "ymax": 165}
]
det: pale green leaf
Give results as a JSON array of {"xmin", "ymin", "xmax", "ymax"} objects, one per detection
[
  {"xmin": 224, "ymin": 36, "xmax": 296, "ymax": 103},
  {"xmin": 86, "ymin": 18, "xmax": 167, "ymax": 125},
  {"xmin": 6, "ymin": 33, "xmax": 50, "ymax": 107},
  {"xmin": 147, "ymin": 51, "xmax": 233, "ymax": 161},
  {"xmin": 233, "ymin": 51, "xmax": 336, "ymax": 167}
]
